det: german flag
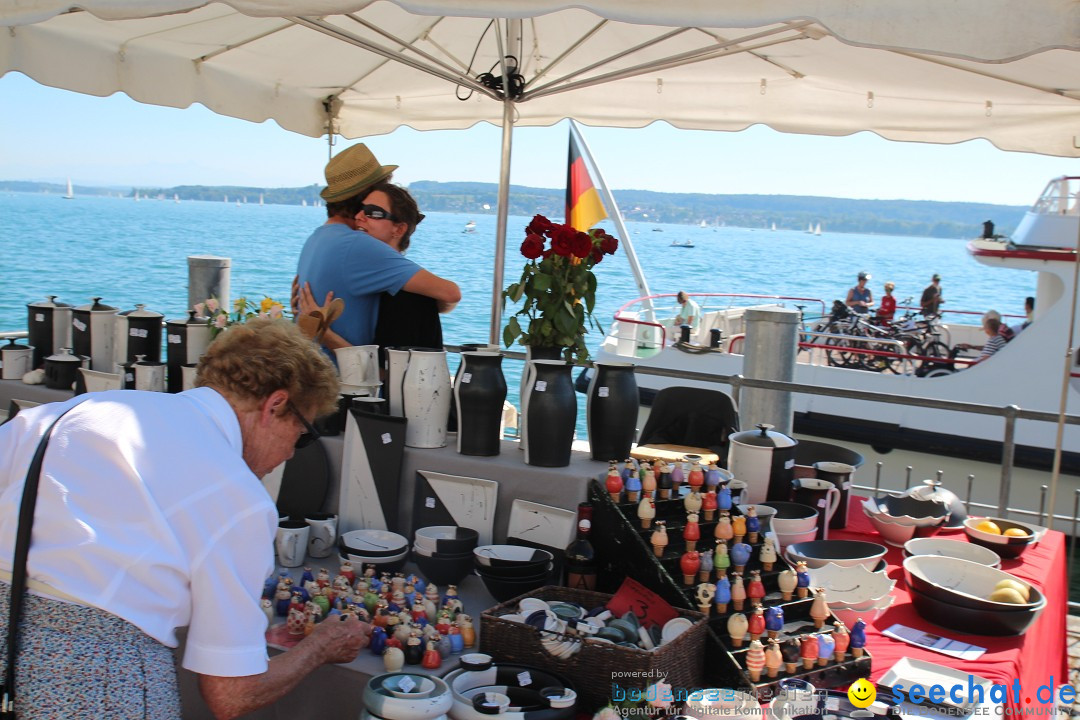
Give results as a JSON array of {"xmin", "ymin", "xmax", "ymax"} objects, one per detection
[{"xmin": 566, "ymin": 131, "xmax": 607, "ymax": 231}]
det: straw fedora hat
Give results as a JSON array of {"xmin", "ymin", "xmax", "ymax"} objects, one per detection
[{"xmin": 320, "ymin": 144, "xmax": 397, "ymax": 203}]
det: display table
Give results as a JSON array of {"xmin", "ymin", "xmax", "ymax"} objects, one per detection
[{"xmin": 832, "ymin": 498, "xmax": 1069, "ymax": 714}]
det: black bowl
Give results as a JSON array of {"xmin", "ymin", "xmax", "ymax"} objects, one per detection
[
  {"xmin": 870, "ymin": 494, "xmax": 949, "ymax": 521},
  {"xmin": 785, "ymin": 539, "xmax": 888, "ymax": 570},
  {"xmin": 476, "ymin": 570, "xmax": 551, "ymax": 603},
  {"xmin": 474, "ymin": 558, "xmax": 555, "ymax": 579},
  {"xmin": 902, "ymin": 555, "xmax": 1044, "ymax": 612},
  {"xmin": 762, "ymin": 501, "xmax": 817, "ymax": 520},
  {"xmin": 908, "ymin": 584, "xmax": 1043, "ymax": 636},
  {"xmin": 414, "ymin": 552, "xmax": 476, "ymax": 586},
  {"xmin": 963, "ymin": 517, "xmax": 1039, "ymax": 559},
  {"xmin": 412, "ymin": 543, "xmax": 474, "ymax": 560},
  {"xmin": 474, "ymin": 545, "xmax": 554, "ymax": 568},
  {"xmin": 414, "ymin": 525, "xmax": 480, "ymax": 555},
  {"xmin": 476, "ymin": 563, "xmax": 553, "ymax": 583}
]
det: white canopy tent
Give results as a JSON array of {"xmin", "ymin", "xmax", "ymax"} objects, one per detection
[{"xmin": 4, "ymin": 0, "xmax": 1080, "ymax": 341}]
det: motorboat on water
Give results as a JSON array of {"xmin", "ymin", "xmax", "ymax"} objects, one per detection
[
  {"xmin": 590, "ymin": 176, "xmax": 1080, "ymax": 475},
  {"xmin": 670, "ymin": 239, "xmax": 695, "ymax": 248},
  {"xmin": 463, "ymin": 220, "xmax": 476, "ymax": 233}
]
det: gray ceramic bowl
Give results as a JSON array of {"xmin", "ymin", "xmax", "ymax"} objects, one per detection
[{"xmin": 785, "ymin": 539, "xmax": 887, "ymax": 570}]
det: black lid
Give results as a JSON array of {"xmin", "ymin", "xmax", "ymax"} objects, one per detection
[
  {"xmin": 28, "ymin": 295, "xmax": 72, "ymax": 308},
  {"xmin": 75, "ymin": 297, "xmax": 117, "ymax": 312},
  {"xmin": 730, "ymin": 423, "xmax": 797, "ymax": 448}
]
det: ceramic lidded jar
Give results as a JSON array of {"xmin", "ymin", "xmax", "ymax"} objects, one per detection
[
  {"xmin": 71, "ymin": 297, "xmax": 118, "ymax": 372},
  {"xmin": 727, "ymin": 423, "xmax": 798, "ymax": 505},
  {"xmin": 165, "ymin": 310, "xmax": 211, "ymax": 393},
  {"xmin": 1, "ymin": 339, "xmax": 34, "ymax": 380},
  {"xmin": 27, "ymin": 296, "xmax": 73, "ymax": 369},
  {"xmin": 114, "ymin": 304, "xmax": 164, "ymax": 367},
  {"xmin": 44, "ymin": 347, "xmax": 83, "ymax": 390}
]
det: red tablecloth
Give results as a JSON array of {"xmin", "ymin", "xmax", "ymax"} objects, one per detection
[{"xmin": 829, "ymin": 497, "xmax": 1069, "ymax": 712}]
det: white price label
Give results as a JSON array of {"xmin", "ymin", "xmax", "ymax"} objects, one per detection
[
  {"xmin": 425, "ymin": 497, "xmax": 436, "ymax": 508},
  {"xmin": 517, "ymin": 671, "xmax": 532, "ymax": 687},
  {"xmin": 534, "ymin": 380, "xmax": 547, "ymax": 392},
  {"xmin": 825, "ymin": 697, "xmax": 840, "ymax": 711},
  {"xmin": 461, "ymin": 372, "xmax": 472, "ymax": 384},
  {"xmin": 381, "ymin": 433, "xmax": 392, "ymax": 444},
  {"xmin": 72, "ymin": 319, "xmax": 86, "ymax": 332},
  {"xmin": 784, "ymin": 459, "xmax": 795, "ymax": 469},
  {"xmin": 34, "ymin": 313, "xmax": 44, "ymax": 322},
  {"xmin": 398, "ymin": 676, "xmax": 416, "ymax": 693},
  {"xmin": 168, "ymin": 334, "xmax": 182, "ymax": 344},
  {"xmin": 843, "ymin": 481, "xmax": 852, "ymax": 489},
  {"xmin": 130, "ymin": 328, "xmax": 148, "ymax": 338},
  {"xmin": 817, "ymin": 499, "xmax": 827, "ymax": 508},
  {"xmin": 125, "ymin": 373, "xmax": 134, "ymax": 382},
  {"xmin": 598, "ymin": 386, "xmax": 609, "ymax": 397}
]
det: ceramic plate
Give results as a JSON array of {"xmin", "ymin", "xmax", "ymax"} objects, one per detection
[
  {"xmin": 660, "ymin": 617, "xmax": 694, "ymax": 645},
  {"xmin": 880, "ymin": 658, "xmax": 993, "ymax": 713},
  {"xmin": 806, "ymin": 562, "xmax": 895, "ymax": 604}
]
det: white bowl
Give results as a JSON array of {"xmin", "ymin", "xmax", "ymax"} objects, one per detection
[
  {"xmin": 862, "ymin": 498, "xmax": 948, "ymax": 528},
  {"xmin": 830, "ymin": 595, "xmax": 895, "ymax": 630},
  {"xmin": 340, "ymin": 529, "xmax": 409, "ymax": 555},
  {"xmin": 830, "ymin": 593, "xmax": 896, "ymax": 613},
  {"xmin": 903, "ymin": 537, "xmax": 1001, "ymax": 568},
  {"xmin": 863, "ymin": 506, "xmax": 919, "ymax": 546},
  {"xmin": 341, "ymin": 548, "xmax": 409, "ymax": 565},
  {"xmin": 806, "ymin": 562, "xmax": 895, "ymax": 605},
  {"xmin": 364, "ymin": 673, "xmax": 453, "ymax": 720},
  {"xmin": 785, "ymin": 540, "xmax": 888, "ymax": 571},
  {"xmin": 774, "ymin": 528, "xmax": 818, "ymax": 552}
]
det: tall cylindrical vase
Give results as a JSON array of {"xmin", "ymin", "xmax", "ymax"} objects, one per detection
[
  {"xmin": 455, "ymin": 351, "xmax": 507, "ymax": 456},
  {"xmin": 587, "ymin": 362, "xmax": 639, "ymax": 461},
  {"xmin": 385, "ymin": 347, "xmax": 411, "ymax": 416},
  {"xmin": 523, "ymin": 360, "xmax": 576, "ymax": 467},
  {"xmin": 402, "ymin": 348, "xmax": 451, "ymax": 448},
  {"xmin": 518, "ymin": 346, "xmax": 564, "ymax": 451}
]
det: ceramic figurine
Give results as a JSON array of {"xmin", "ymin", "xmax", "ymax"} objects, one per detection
[
  {"xmin": 392, "ymin": 573, "xmax": 406, "ymax": 592},
  {"xmin": 671, "ymin": 461, "xmax": 685, "ymax": 489},
  {"xmin": 638, "ymin": 460, "xmax": 648, "ymax": 483},
  {"xmin": 626, "ymin": 473, "xmax": 642, "ymax": 503},
  {"xmin": 817, "ymin": 632, "xmax": 835, "ymax": 667},
  {"xmin": 638, "ymin": 497, "xmax": 656, "ymax": 530},
  {"xmin": 311, "ymin": 588, "xmax": 330, "ymax": 616},
  {"xmin": 369, "ymin": 626, "xmax": 387, "ymax": 655},
  {"xmin": 385, "ymin": 614, "xmax": 400, "ymax": 638},
  {"xmin": 800, "ymin": 635, "xmax": 819, "ymax": 670},
  {"xmin": 781, "ymin": 639, "xmax": 801, "ymax": 674},
  {"xmin": 683, "ymin": 513, "xmax": 701, "ymax": 551},
  {"xmin": 260, "ymin": 598, "xmax": 275, "ymax": 626},
  {"xmin": 850, "ymin": 619, "xmax": 867, "ymax": 657},
  {"xmin": 765, "ymin": 639, "xmax": 783, "ymax": 678},
  {"xmin": 621, "ymin": 458, "xmax": 636, "ymax": 484},
  {"xmin": 405, "ymin": 631, "xmax": 424, "ymax": 665},
  {"xmin": 684, "ymin": 490, "xmax": 702, "ymax": 515},
  {"xmin": 407, "ymin": 573, "xmax": 425, "ymax": 596},
  {"xmin": 403, "ymin": 583, "xmax": 418, "ymax": 607},
  {"xmin": 296, "ymin": 567, "xmax": 312, "ymax": 584},
  {"xmin": 373, "ymin": 600, "xmax": 390, "ymax": 627},
  {"xmin": 731, "ymin": 574, "xmax": 747, "ymax": 611},
  {"xmin": 411, "ymin": 601, "xmax": 428, "ymax": 625},
  {"xmin": 606, "ymin": 464, "xmax": 624, "ymax": 502},
  {"xmin": 732, "ymin": 515, "xmax": 746, "ymax": 544},
  {"xmin": 765, "ymin": 606, "xmax": 784, "ymax": 640},
  {"xmin": 448, "ymin": 626, "xmax": 465, "ymax": 654},
  {"xmin": 424, "ymin": 583, "xmax": 440, "ymax": 604},
  {"xmin": 687, "ymin": 462, "xmax": 704, "ymax": 490},
  {"xmin": 778, "ymin": 569, "xmax": 797, "ymax": 601},
  {"xmin": 795, "ymin": 561, "xmax": 811, "ymax": 599},
  {"xmin": 746, "ymin": 639, "xmax": 766, "ymax": 682},
  {"xmin": 642, "ymin": 465, "xmax": 657, "ymax": 499},
  {"xmin": 706, "ymin": 463, "xmax": 723, "ymax": 492},
  {"xmin": 727, "ymin": 612, "xmax": 748, "ymax": 648},
  {"xmin": 810, "ymin": 587, "xmax": 830, "ymax": 629},
  {"xmin": 717, "ymin": 486, "xmax": 732, "ymax": 515},
  {"xmin": 422, "ymin": 640, "xmax": 442, "ymax": 669},
  {"xmin": 286, "ymin": 593, "xmax": 306, "ymax": 636},
  {"xmin": 698, "ymin": 550, "xmax": 713, "ymax": 582},
  {"xmin": 832, "ymin": 621, "xmax": 850, "ymax": 660},
  {"xmin": 274, "ymin": 582, "xmax": 292, "ymax": 617},
  {"xmin": 379, "ymin": 572, "xmax": 393, "ymax": 595},
  {"xmin": 746, "ymin": 507, "xmax": 761, "ymax": 544},
  {"xmin": 759, "ymin": 537, "xmax": 777, "ymax": 571},
  {"xmin": 695, "ymin": 583, "xmax": 716, "ymax": 615},
  {"xmin": 316, "ymin": 567, "xmax": 331, "ymax": 588},
  {"xmin": 702, "ymin": 490, "xmax": 717, "ymax": 521},
  {"xmin": 680, "ymin": 550, "xmax": 700, "ymax": 585},
  {"xmin": 747, "ymin": 605, "xmax": 766, "ymax": 641},
  {"xmin": 730, "ymin": 542, "xmax": 752, "ymax": 574},
  {"xmin": 421, "ymin": 624, "xmax": 439, "ymax": 640},
  {"xmin": 457, "ymin": 614, "xmax": 476, "ymax": 648},
  {"xmin": 339, "ymin": 560, "xmax": 356, "ymax": 584},
  {"xmin": 322, "ymin": 584, "xmax": 337, "ymax": 606},
  {"xmin": 436, "ymin": 632, "xmax": 452, "ymax": 658},
  {"xmin": 747, "ymin": 570, "xmax": 766, "ymax": 604},
  {"xmin": 363, "ymin": 588, "xmax": 380, "ymax": 614},
  {"xmin": 657, "ymin": 462, "xmax": 673, "ymax": 500},
  {"xmin": 385, "ymin": 633, "xmax": 403, "ymax": 650},
  {"xmin": 435, "ymin": 609, "xmax": 453, "ymax": 635},
  {"xmin": 650, "ymin": 520, "xmax": 669, "ymax": 557},
  {"xmin": 714, "ymin": 513, "xmax": 733, "ymax": 542},
  {"xmin": 713, "ymin": 541, "xmax": 731, "ymax": 574},
  {"xmin": 394, "ymin": 620, "xmax": 414, "ymax": 645},
  {"xmin": 443, "ymin": 585, "xmax": 462, "ymax": 613},
  {"xmin": 422, "ymin": 596, "xmax": 437, "ymax": 622},
  {"xmin": 713, "ymin": 576, "xmax": 731, "ymax": 613},
  {"xmin": 304, "ymin": 607, "xmax": 317, "ymax": 637},
  {"xmin": 383, "ymin": 646, "xmax": 405, "ymax": 672},
  {"xmin": 334, "ymin": 574, "xmax": 352, "ymax": 596}
]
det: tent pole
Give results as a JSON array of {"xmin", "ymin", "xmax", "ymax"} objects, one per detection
[{"xmin": 489, "ymin": 19, "xmax": 519, "ymax": 347}]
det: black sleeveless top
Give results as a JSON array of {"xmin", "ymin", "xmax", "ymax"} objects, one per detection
[{"xmin": 373, "ymin": 291, "xmax": 443, "ymax": 352}]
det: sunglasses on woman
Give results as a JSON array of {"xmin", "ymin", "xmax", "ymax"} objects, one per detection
[
  {"xmin": 359, "ymin": 204, "xmax": 400, "ymax": 223},
  {"xmin": 287, "ymin": 402, "xmax": 321, "ymax": 449}
]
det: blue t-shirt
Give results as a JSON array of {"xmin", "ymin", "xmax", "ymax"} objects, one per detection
[{"xmin": 297, "ymin": 223, "xmax": 421, "ymax": 346}]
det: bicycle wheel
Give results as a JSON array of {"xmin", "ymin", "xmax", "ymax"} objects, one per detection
[
  {"xmin": 916, "ymin": 340, "xmax": 952, "ymax": 375},
  {"xmin": 823, "ymin": 323, "xmax": 863, "ymax": 369}
]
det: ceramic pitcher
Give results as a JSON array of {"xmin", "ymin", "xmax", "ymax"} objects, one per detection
[
  {"xmin": 335, "ymin": 344, "xmax": 379, "ymax": 388},
  {"xmin": 790, "ymin": 478, "xmax": 841, "ymax": 540}
]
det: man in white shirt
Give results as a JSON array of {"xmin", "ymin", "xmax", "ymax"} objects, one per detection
[{"xmin": 674, "ymin": 291, "xmax": 702, "ymax": 334}]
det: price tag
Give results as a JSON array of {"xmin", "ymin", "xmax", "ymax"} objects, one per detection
[
  {"xmin": 606, "ymin": 577, "xmax": 678, "ymax": 629},
  {"xmin": 784, "ymin": 459, "xmax": 795, "ymax": 469},
  {"xmin": 598, "ymin": 386, "xmax": 609, "ymax": 397},
  {"xmin": 125, "ymin": 373, "xmax": 134, "ymax": 382},
  {"xmin": 843, "ymin": 481, "xmax": 852, "ymax": 489},
  {"xmin": 461, "ymin": 372, "xmax": 472, "ymax": 384},
  {"xmin": 381, "ymin": 433, "xmax": 392, "ymax": 444},
  {"xmin": 817, "ymin": 499, "xmax": 827, "ymax": 508},
  {"xmin": 517, "ymin": 671, "xmax": 532, "ymax": 687},
  {"xmin": 825, "ymin": 697, "xmax": 840, "ymax": 711},
  {"xmin": 534, "ymin": 381, "xmax": 547, "ymax": 392},
  {"xmin": 168, "ymin": 334, "xmax": 182, "ymax": 344},
  {"xmin": 34, "ymin": 313, "xmax": 44, "ymax": 322},
  {"xmin": 425, "ymin": 497, "xmax": 436, "ymax": 509},
  {"xmin": 130, "ymin": 328, "xmax": 148, "ymax": 338},
  {"xmin": 398, "ymin": 676, "xmax": 416, "ymax": 693},
  {"xmin": 72, "ymin": 319, "xmax": 86, "ymax": 332}
]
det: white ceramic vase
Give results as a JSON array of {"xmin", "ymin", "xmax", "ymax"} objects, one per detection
[
  {"xmin": 402, "ymin": 349, "xmax": 451, "ymax": 448},
  {"xmin": 385, "ymin": 348, "xmax": 411, "ymax": 416}
]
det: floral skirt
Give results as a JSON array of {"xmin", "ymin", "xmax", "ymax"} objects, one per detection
[{"xmin": 0, "ymin": 582, "xmax": 181, "ymax": 720}]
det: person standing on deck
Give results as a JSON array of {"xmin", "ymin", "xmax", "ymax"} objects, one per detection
[
  {"xmin": 877, "ymin": 281, "xmax": 897, "ymax": 323},
  {"xmin": 845, "ymin": 271, "xmax": 873, "ymax": 314},
  {"xmin": 674, "ymin": 291, "xmax": 702, "ymax": 333},
  {"xmin": 920, "ymin": 273, "xmax": 945, "ymax": 316}
]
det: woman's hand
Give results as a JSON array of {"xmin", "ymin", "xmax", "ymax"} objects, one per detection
[{"xmin": 299, "ymin": 282, "xmax": 333, "ymax": 316}]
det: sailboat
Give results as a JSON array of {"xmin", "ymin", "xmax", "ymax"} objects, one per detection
[
  {"xmin": 771, "ymin": 222, "xmax": 777, "ymax": 231},
  {"xmin": 134, "ymin": 190, "xmax": 140, "ymax": 202},
  {"xmin": 805, "ymin": 222, "xmax": 814, "ymax": 234},
  {"xmin": 62, "ymin": 178, "xmax": 74, "ymax": 200},
  {"xmin": 698, "ymin": 220, "xmax": 708, "ymax": 228},
  {"xmin": 302, "ymin": 199, "xmax": 308, "ymax": 207},
  {"xmin": 173, "ymin": 193, "xmax": 179, "ymax": 203},
  {"xmin": 259, "ymin": 194, "xmax": 264, "ymax": 206},
  {"xmin": 814, "ymin": 223, "xmax": 823, "ymax": 236}
]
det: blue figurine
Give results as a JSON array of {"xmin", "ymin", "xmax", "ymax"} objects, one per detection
[
  {"xmin": 714, "ymin": 577, "xmax": 732, "ymax": 612},
  {"xmin": 730, "ymin": 542, "xmax": 752, "ymax": 570},
  {"xmin": 262, "ymin": 574, "xmax": 278, "ymax": 600},
  {"xmin": 850, "ymin": 618, "xmax": 868, "ymax": 656},
  {"xmin": 706, "ymin": 465, "xmax": 722, "ymax": 490},
  {"xmin": 369, "ymin": 626, "xmax": 387, "ymax": 655},
  {"xmin": 300, "ymin": 567, "xmax": 315, "ymax": 585},
  {"xmin": 764, "ymin": 606, "xmax": 784, "ymax": 637},
  {"xmin": 795, "ymin": 561, "xmax": 811, "ymax": 598},
  {"xmin": 717, "ymin": 486, "xmax": 732, "ymax": 511},
  {"xmin": 816, "ymin": 633, "xmax": 836, "ymax": 666},
  {"xmin": 745, "ymin": 512, "xmax": 761, "ymax": 542},
  {"xmin": 449, "ymin": 631, "xmax": 465, "ymax": 655},
  {"xmin": 408, "ymin": 574, "xmax": 426, "ymax": 597},
  {"xmin": 671, "ymin": 462, "xmax": 685, "ymax": 486},
  {"xmin": 626, "ymin": 474, "xmax": 642, "ymax": 499}
]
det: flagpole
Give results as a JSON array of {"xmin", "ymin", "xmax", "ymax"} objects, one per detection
[{"xmin": 568, "ymin": 121, "xmax": 654, "ymax": 314}]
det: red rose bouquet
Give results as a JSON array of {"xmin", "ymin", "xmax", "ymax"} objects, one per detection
[{"xmin": 502, "ymin": 214, "xmax": 619, "ymax": 363}]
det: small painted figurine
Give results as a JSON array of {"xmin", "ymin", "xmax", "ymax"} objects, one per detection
[
  {"xmin": 810, "ymin": 587, "xmax": 830, "ymax": 629},
  {"xmin": 800, "ymin": 634, "xmax": 819, "ymax": 670},
  {"xmin": 850, "ymin": 618, "xmax": 867, "ymax": 658},
  {"xmin": 383, "ymin": 646, "xmax": 405, "ymax": 673},
  {"xmin": 671, "ymin": 461, "xmax": 685, "ymax": 489},
  {"xmin": 310, "ymin": 587, "xmax": 330, "ymax": 616},
  {"xmin": 727, "ymin": 612, "xmax": 748, "ymax": 648},
  {"xmin": 747, "ymin": 604, "xmax": 766, "ymax": 641},
  {"xmin": 701, "ymin": 490, "xmax": 717, "ymax": 521},
  {"xmin": 717, "ymin": 486, "xmax": 732, "ymax": 514},
  {"xmin": 316, "ymin": 567, "xmax": 331, "ymax": 588},
  {"xmin": 260, "ymin": 598, "xmax": 274, "ymax": 627},
  {"xmin": 407, "ymin": 573, "xmax": 426, "ymax": 597},
  {"xmin": 642, "ymin": 464, "xmax": 656, "ymax": 499},
  {"xmin": 369, "ymin": 626, "xmax": 387, "ymax": 655},
  {"xmin": 746, "ymin": 639, "xmax": 766, "ymax": 682},
  {"xmin": 714, "ymin": 513, "xmax": 734, "ymax": 542},
  {"xmin": 732, "ymin": 515, "xmax": 747, "ymax": 544},
  {"xmin": 650, "ymin": 520, "xmax": 669, "ymax": 558},
  {"xmin": 706, "ymin": 463, "xmax": 724, "ymax": 492},
  {"xmin": 457, "ymin": 614, "xmax": 476, "ymax": 648},
  {"xmin": 626, "ymin": 473, "xmax": 642, "ymax": 503},
  {"xmin": 746, "ymin": 570, "xmax": 766, "ymax": 605},
  {"xmin": 765, "ymin": 639, "xmax": 783, "ymax": 678},
  {"xmin": 683, "ymin": 513, "xmax": 700, "ymax": 551},
  {"xmin": 448, "ymin": 626, "xmax": 465, "ymax": 654},
  {"xmin": 621, "ymin": 458, "xmax": 636, "ymax": 484},
  {"xmin": 714, "ymin": 576, "xmax": 731, "ymax": 613},
  {"xmin": 404, "ymin": 631, "xmax": 424, "ymax": 665},
  {"xmin": 435, "ymin": 608, "xmax": 453, "ymax": 635},
  {"xmin": 778, "ymin": 569, "xmax": 798, "ymax": 601},
  {"xmin": 606, "ymin": 464, "xmax": 624, "ymax": 503},
  {"xmin": 638, "ymin": 497, "xmax": 656, "ymax": 530},
  {"xmin": 684, "ymin": 490, "xmax": 702, "ymax": 515},
  {"xmin": 411, "ymin": 601, "xmax": 428, "ymax": 625},
  {"xmin": 731, "ymin": 573, "xmax": 747, "ymax": 611},
  {"xmin": 759, "ymin": 537, "xmax": 778, "ymax": 571},
  {"xmin": 443, "ymin": 585, "xmax": 463, "ymax": 614},
  {"xmin": 656, "ymin": 462, "xmax": 673, "ymax": 500},
  {"xmin": 713, "ymin": 541, "xmax": 731, "ymax": 574},
  {"xmin": 679, "ymin": 550, "xmax": 700, "ymax": 585},
  {"xmin": 695, "ymin": 583, "xmax": 716, "ymax": 615},
  {"xmin": 698, "ymin": 550, "xmax": 713, "ymax": 582},
  {"xmin": 795, "ymin": 561, "xmax": 811, "ymax": 599},
  {"xmin": 339, "ymin": 560, "xmax": 356, "ymax": 585},
  {"xmin": 730, "ymin": 542, "xmax": 752, "ymax": 574},
  {"xmin": 391, "ymin": 573, "xmax": 407, "ymax": 592},
  {"xmin": 746, "ymin": 507, "xmax": 761, "ymax": 544},
  {"xmin": 816, "ymin": 632, "xmax": 835, "ymax": 667},
  {"xmin": 832, "ymin": 621, "xmax": 850, "ymax": 660},
  {"xmin": 274, "ymin": 581, "xmax": 292, "ymax": 617},
  {"xmin": 765, "ymin": 605, "xmax": 784, "ymax": 640},
  {"xmin": 687, "ymin": 462, "xmax": 704, "ymax": 490},
  {"xmin": 781, "ymin": 639, "xmax": 801, "ymax": 674}
]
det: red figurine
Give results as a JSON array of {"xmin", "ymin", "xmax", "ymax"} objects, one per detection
[
  {"xmin": 747, "ymin": 570, "xmax": 766, "ymax": 604},
  {"xmin": 701, "ymin": 490, "xmax": 718, "ymax": 521},
  {"xmin": 683, "ymin": 513, "xmax": 701, "ymax": 552},
  {"xmin": 680, "ymin": 550, "xmax": 701, "ymax": 585},
  {"xmin": 605, "ymin": 465, "xmax": 624, "ymax": 502},
  {"xmin": 800, "ymin": 635, "xmax": 819, "ymax": 670},
  {"xmin": 421, "ymin": 640, "xmax": 442, "ymax": 669},
  {"xmin": 747, "ymin": 605, "xmax": 766, "ymax": 641},
  {"xmin": 687, "ymin": 463, "xmax": 704, "ymax": 490}
]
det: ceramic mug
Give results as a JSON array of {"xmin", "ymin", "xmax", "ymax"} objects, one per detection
[
  {"xmin": 335, "ymin": 344, "xmax": 379, "ymax": 386},
  {"xmin": 134, "ymin": 361, "xmax": 166, "ymax": 392},
  {"xmin": 275, "ymin": 520, "xmax": 310, "ymax": 567},
  {"xmin": 790, "ymin": 478, "xmax": 841, "ymax": 540},
  {"xmin": 180, "ymin": 363, "xmax": 199, "ymax": 391},
  {"xmin": 305, "ymin": 513, "xmax": 337, "ymax": 559}
]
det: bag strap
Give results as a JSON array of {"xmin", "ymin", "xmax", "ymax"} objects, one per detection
[{"xmin": 2, "ymin": 404, "xmax": 78, "ymax": 715}]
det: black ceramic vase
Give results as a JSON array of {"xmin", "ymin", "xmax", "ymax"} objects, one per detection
[
  {"xmin": 523, "ymin": 360, "xmax": 576, "ymax": 467},
  {"xmin": 519, "ymin": 345, "xmax": 565, "ymax": 451},
  {"xmin": 455, "ymin": 351, "xmax": 507, "ymax": 456},
  {"xmin": 586, "ymin": 362, "xmax": 638, "ymax": 461}
]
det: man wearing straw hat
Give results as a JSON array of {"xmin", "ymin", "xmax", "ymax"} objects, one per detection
[{"xmin": 296, "ymin": 144, "xmax": 460, "ymax": 348}]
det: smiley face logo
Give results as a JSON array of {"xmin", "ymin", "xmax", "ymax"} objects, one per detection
[{"xmin": 848, "ymin": 678, "xmax": 876, "ymax": 708}]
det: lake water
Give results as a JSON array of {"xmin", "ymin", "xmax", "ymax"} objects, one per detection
[{"xmin": 0, "ymin": 190, "xmax": 1037, "ymax": 436}]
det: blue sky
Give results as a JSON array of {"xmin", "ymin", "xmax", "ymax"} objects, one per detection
[{"xmin": 2, "ymin": 72, "xmax": 1078, "ymax": 206}]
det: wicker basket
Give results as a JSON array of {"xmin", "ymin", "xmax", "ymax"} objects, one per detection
[{"xmin": 479, "ymin": 585, "xmax": 707, "ymax": 712}]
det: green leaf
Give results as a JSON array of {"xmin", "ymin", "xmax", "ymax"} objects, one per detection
[
  {"xmin": 506, "ymin": 283, "xmax": 523, "ymax": 302},
  {"xmin": 554, "ymin": 308, "xmax": 578, "ymax": 338},
  {"xmin": 533, "ymin": 273, "xmax": 552, "ymax": 292},
  {"xmin": 503, "ymin": 316, "xmax": 521, "ymax": 347}
]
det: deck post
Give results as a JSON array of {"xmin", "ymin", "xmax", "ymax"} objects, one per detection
[
  {"xmin": 998, "ymin": 405, "xmax": 1019, "ymax": 518},
  {"xmin": 187, "ymin": 255, "xmax": 231, "ymax": 314},
  {"xmin": 740, "ymin": 307, "xmax": 799, "ymax": 435}
]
